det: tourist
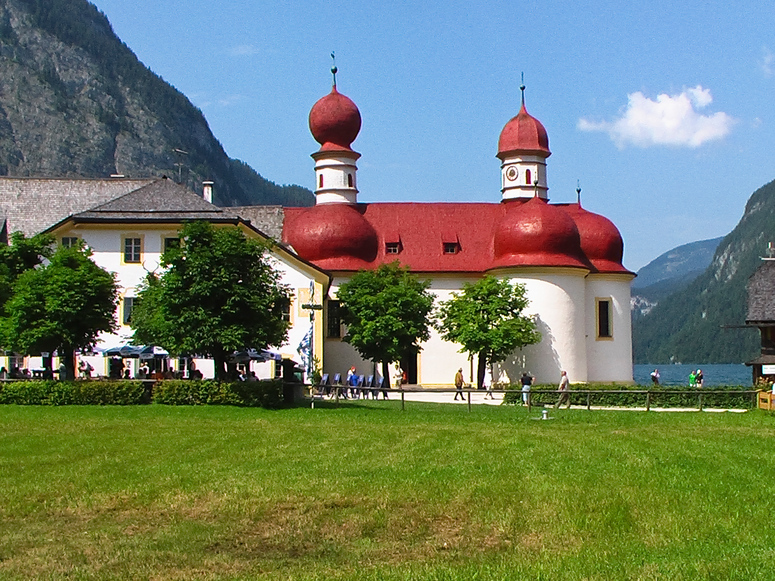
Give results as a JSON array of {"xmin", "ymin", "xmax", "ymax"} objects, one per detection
[
  {"xmin": 689, "ymin": 370, "xmax": 697, "ymax": 387},
  {"xmin": 650, "ymin": 369, "xmax": 660, "ymax": 385},
  {"xmin": 520, "ymin": 371, "xmax": 533, "ymax": 405},
  {"xmin": 554, "ymin": 371, "xmax": 570, "ymax": 409},
  {"xmin": 483, "ymin": 366, "xmax": 494, "ymax": 400},
  {"xmin": 454, "ymin": 367, "xmax": 465, "ymax": 401},
  {"xmin": 394, "ymin": 364, "xmax": 403, "ymax": 389},
  {"xmin": 696, "ymin": 369, "xmax": 704, "ymax": 388}
]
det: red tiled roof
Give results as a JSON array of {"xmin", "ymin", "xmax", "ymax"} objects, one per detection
[
  {"xmin": 497, "ymin": 103, "xmax": 551, "ymax": 158},
  {"xmin": 283, "ymin": 201, "xmax": 631, "ymax": 275}
]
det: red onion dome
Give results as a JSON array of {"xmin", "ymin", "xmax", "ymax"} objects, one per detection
[
  {"xmin": 561, "ymin": 203, "xmax": 629, "ymax": 273},
  {"xmin": 284, "ymin": 203, "xmax": 377, "ymax": 264},
  {"xmin": 493, "ymin": 197, "xmax": 589, "ymax": 269},
  {"xmin": 497, "ymin": 103, "xmax": 551, "ymax": 159},
  {"xmin": 309, "ymin": 86, "xmax": 362, "ymax": 152}
]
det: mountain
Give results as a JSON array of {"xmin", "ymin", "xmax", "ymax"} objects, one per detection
[
  {"xmin": 631, "ymin": 237, "xmax": 722, "ymax": 316},
  {"xmin": 632, "ymin": 179, "xmax": 775, "ymax": 364},
  {"xmin": 0, "ymin": 0, "xmax": 313, "ymax": 207}
]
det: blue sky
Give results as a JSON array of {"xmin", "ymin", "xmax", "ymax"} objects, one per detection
[{"xmin": 89, "ymin": 0, "xmax": 775, "ymax": 270}]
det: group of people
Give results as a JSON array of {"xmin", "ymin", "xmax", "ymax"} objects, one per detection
[
  {"xmin": 454, "ymin": 367, "xmax": 572, "ymax": 408},
  {"xmin": 651, "ymin": 368, "xmax": 706, "ymax": 387}
]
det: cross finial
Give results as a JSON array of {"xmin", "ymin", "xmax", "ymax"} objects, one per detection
[
  {"xmin": 330, "ymin": 52, "xmax": 338, "ymax": 88},
  {"xmin": 576, "ymin": 181, "xmax": 581, "ymax": 204},
  {"xmin": 520, "ymin": 72, "xmax": 526, "ymax": 106}
]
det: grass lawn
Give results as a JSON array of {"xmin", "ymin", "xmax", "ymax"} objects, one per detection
[{"xmin": 0, "ymin": 401, "xmax": 774, "ymax": 580}]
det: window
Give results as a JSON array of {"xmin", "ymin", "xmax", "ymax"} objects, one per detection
[
  {"xmin": 123, "ymin": 297, "xmax": 134, "ymax": 325},
  {"xmin": 61, "ymin": 237, "xmax": 79, "ymax": 248},
  {"xmin": 281, "ymin": 298, "xmax": 291, "ymax": 322},
  {"xmin": 597, "ymin": 298, "xmax": 612, "ymax": 339},
  {"xmin": 348, "ymin": 174, "xmax": 353, "ymax": 188},
  {"xmin": 319, "ymin": 175, "xmax": 324, "ymax": 188},
  {"xmin": 525, "ymin": 169, "xmax": 532, "ymax": 185},
  {"xmin": 123, "ymin": 237, "xmax": 141, "ymax": 263},
  {"xmin": 164, "ymin": 237, "xmax": 180, "ymax": 253},
  {"xmin": 327, "ymin": 300, "xmax": 342, "ymax": 338},
  {"xmin": 386, "ymin": 242, "xmax": 400, "ymax": 254},
  {"xmin": 443, "ymin": 242, "xmax": 459, "ymax": 255}
]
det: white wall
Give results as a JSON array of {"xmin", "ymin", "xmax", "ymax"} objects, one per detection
[{"xmin": 585, "ymin": 274, "xmax": 634, "ymax": 383}]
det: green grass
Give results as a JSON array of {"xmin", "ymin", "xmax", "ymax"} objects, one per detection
[{"xmin": 0, "ymin": 402, "xmax": 774, "ymax": 580}]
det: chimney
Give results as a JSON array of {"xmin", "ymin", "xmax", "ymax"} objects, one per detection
[{"xmin": 202, "ymin": 181, "xmax": 214, "ymax": 203}]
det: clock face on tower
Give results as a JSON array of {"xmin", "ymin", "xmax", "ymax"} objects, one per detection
[{"xmin": 506, "ymin": 166, "xmax": 518, "ymax": 182}]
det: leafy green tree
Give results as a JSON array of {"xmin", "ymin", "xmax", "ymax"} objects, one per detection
[
  {"xmin": 0, "ymin": 231, "xmax": 54, "ymax": 314},
  {"xmin": 131, "ymin": 221, "xmax": 291, "ymax": 380},
  {"xmin": 437, "ymin": 276, "xmax": 540, "ymax": 388},
  {"xmin": 4, "ymin": 242, "xmax": 118, "ymax": 379},
  {"xmin": 336, "ymin": 262, "xmax": 435, "ymax": 384}
]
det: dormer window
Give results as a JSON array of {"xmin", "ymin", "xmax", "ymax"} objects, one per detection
[
  {"xmin": 385, "ymin": 231, "xmax": 401, "ymax": 255},
  {"xmin": 441, "ymin": 230, "xmax": 459, "ymax": 255}
]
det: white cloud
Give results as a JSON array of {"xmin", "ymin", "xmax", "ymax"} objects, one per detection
[
  {"xmin": 229, "ymin": 44, "xmax": 260, "ymax": 57},
  {"xmin": 762, "ymin": 47, "xmax": 774, "ymax": 77},
  {"xmin": 578, "ymin": 86, "xmax": 735, "ymax": 148}
]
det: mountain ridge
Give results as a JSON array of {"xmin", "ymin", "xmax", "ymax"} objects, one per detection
[{"xmin": 0, "ymin": 0, "xmax": 313, "ymax": 207}]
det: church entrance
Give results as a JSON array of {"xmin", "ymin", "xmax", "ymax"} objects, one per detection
[{"xmin": 401, "ymin": 354, "xmax": 418, "ymax": 385}]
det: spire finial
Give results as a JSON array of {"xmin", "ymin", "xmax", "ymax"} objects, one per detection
[
  {"xmin": 520, "ymin": 72, "xmax": 526, "ymax": 106},
  {"xmin": 576, "ymin": 181, "xmax": 581, "ymax": 205},
  {"xmin": 330, "ymin": 51, "xmax": 338, "ymax": 88}
]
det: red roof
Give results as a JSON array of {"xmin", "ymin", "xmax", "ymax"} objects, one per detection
[
  {"xmin": 283, "ymin": 201, "xmax": 631, "ymax": 275},
  {"xmin": 497, "ymin": 103, "xmax": 551, "ymax": 158},
  {"xmin": 308, "ymin": 86, "xmax": 361, "ymax": 153},
  {"xmin": 559, "ymin": 203, "xmax": 629, "ymax": 274}
]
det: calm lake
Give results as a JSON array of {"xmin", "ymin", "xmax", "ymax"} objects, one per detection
[{"xmin": 633, "ymin": 363, "xmax": 752, "ymax": 387}]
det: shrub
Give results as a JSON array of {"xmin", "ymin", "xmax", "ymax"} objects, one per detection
[
  {"xmin": 151, "ymin": 379, "xmax": 283, "ymax": 409},
  {"xmin": 0, "ymin": 380, "xmax": 147, "ymax": 405},
  {"xmin": 502, "ymin": 383, "xmax": 754, "ymax": 408}
]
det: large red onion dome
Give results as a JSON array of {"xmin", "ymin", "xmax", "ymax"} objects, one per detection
[
  {"xmin": 492, "ymin": 197, "xmax": 589, "ymax": 269},
  {"xmin": 283, "ymin": 203, "xmax": 377, "ymax": 265},
  {"xmin": 561, "ymin": 203, "xmax": 630, "ymax": 273},
  {"xmin": 497, "ymin": 102, "xmax": 551, "ymax": 159},
  {"xmin": 309, "ymin": 86, "xmax": 362, "ymax": 152}
]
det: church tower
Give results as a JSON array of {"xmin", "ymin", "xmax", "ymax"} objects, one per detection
[
  {"xmin": 496, "ymin": 83, "xmax": 551, "ymax": 201},
  {"xmin": 308, "ymin": 61, "xmax": 362, "ymax": 205}
]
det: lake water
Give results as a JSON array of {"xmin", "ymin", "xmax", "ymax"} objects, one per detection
[{"xmin": 633, "ymin": 364, "xmax": 751, "ymax": 387}]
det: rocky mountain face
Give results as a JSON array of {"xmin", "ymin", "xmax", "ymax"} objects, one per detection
[
  {"xmin": 0, "ymin": 0, "xmax": 313, "ymax": 207},
  {"xmin": 633, "ymin": 179, "xmax": 775, "ymax": 364},
  {"xmin": 630, "ymin": 237, "xmax": 722, "ymax": 317}
]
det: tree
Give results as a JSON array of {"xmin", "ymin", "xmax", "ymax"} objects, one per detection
[
  {"xmin": 3, "ymin": 241, "xmax": 118, "ymax": 379},
  {"xmin": 131, "ymin": 221, "xmax": 291, "ymax": 380},
  {"xmin": 437, "ymin": 276, "xmax": 540, "ymax": 388},
  {"xmin": 336, "ymin": 262, "xmax": 435, "ymax": 384},
  {"xmin": 0, "ymin": 231, "xmax": 54, "ymax": 316}
]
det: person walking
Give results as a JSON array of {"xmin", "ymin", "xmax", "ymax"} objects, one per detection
[
  {"xmin": 520, "ymin": 371, "xmax": 533, "ymax": 405},
  {"xmin": 696, "ymin": 369, "xmax": 704, "ymax": 388},
  {"xmin": 650, "ymin": 369, "xmax": 660, "ymax": 385},
  {"xmin": 454, "ymin": 367, "xmax": 465, "ymax": 401},
  {"xmin": 483, "ymin": 366, "xmax": 494, "ymax": 400},
  {"xmin": 554, "ymin": 371, "xmax": 570, "ymax": 409}
]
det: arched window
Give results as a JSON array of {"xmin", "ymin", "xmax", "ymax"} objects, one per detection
[
  {"xmin": 348, "ymin": 174, "xmax": 353, "ymax": 188},
  {"xmin": 525, "ymin": 169, "xmax": 532, "ymax": 185},
  {"xmin": 319, "ymin": 174, "xmax": 324, "ymax": 188}
]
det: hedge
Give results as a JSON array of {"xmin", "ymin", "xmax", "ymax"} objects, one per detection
[
  {"xmin": 502, "ymin": 383, "xmax": 755, "ymax": 408},
  {"xmin": 0, "ymin": 378, "xmax": 284, "ymax": 409}
]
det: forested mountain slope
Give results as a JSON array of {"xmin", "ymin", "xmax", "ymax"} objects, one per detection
[
  {"xmin": 633, "ymin": 179, "xmax": 775, "ymax": 364},
  {"xmin": 0, "ymin": 0, "xmax": 313, "ymax": 207}
]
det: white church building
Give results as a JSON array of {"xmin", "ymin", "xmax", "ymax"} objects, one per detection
[{"xmin": 279, "ymin": 74, "xmax": 635, "ymax": 386}]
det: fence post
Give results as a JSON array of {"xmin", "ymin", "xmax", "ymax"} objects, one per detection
[
  {"xmin": 527, "ymin": 391, "xmax": 532, "ymax": 411},
  {"xmin": 401, "ymin": 389, "xmax": 405, "ymax": 411},
  {"xmin": 698, "ymin": 392, "xmax": 703, "ymax": 411},
  {"xmin": 467, "ymin": 390, "xmax": 471, "ymax": 412},
  {"xmin": 646, "ymin": 391, "xmax": 651, "ymax": 412},
  {"xmin": 586, "ymin": 391, "xmax": 591, "ymax": 410}
]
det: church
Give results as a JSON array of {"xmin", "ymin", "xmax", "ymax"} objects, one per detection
[{"xmin": 280, "ymin": 72, "xmax": 635, "ymax": 386}]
